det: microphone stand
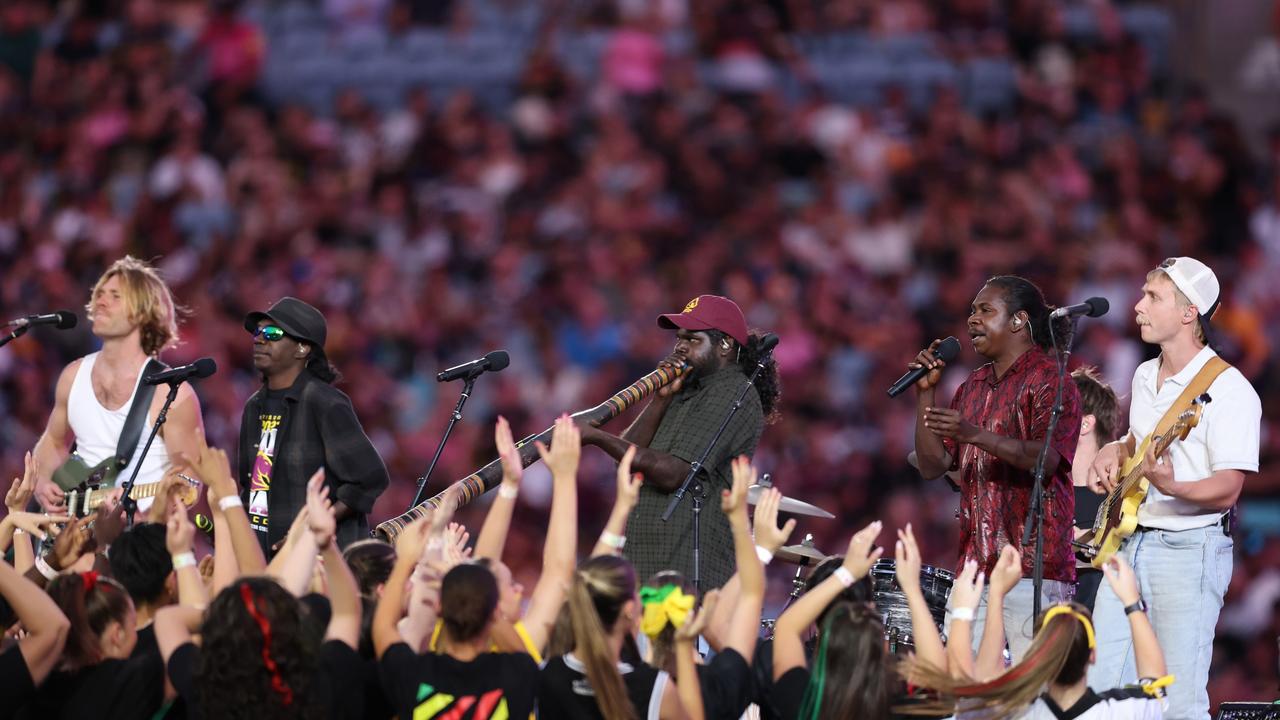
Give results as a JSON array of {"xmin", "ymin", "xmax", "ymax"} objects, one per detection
[
  {"xmin": 409, "ymin": 373, "xmax": 478, "ymax": 510},
  {"xmin": 120, "ymin": 382, "xmax": 181, "ymax": 528},
  {"xmin": 663, "ymin": 350, "xmax": 773, "ymax": 596},
  {"xmin": 1021, "ymin": 317, "xmax": 1079, "ymax": 618},
  {"xmin": 0, "ymin": 324, "xmax": 29, "ymax": 349}
]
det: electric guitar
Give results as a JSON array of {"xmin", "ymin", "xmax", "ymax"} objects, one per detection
[
  {"xmin": 64, "ymin": 471, "xmax": 202, "ymax": 518},
  {"xmin": 1075, "ymin": 393, "xmax": 1210, "ymax": 568}
]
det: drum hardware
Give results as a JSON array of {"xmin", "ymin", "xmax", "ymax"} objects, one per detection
[{"xmin": 747, "ymin": 474, "xmax": 835, "ymax": 519}]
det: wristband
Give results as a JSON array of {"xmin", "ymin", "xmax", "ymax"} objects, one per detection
[
  {"xmin": 755, "ymin": 545, "xmax": 774, "ymax": 565},
  {"xmin": 35, "ymin": 555, "xmax": 58, "ymax": 580},
  {"xmin": 498, "ymin": 485, "xmax": 519, "ymax": 500},
  {"xmin": 951, "ymin": 606, "xmax": 976, "ymax": 622},
  {"xmin": 171, "ymin": 552, "xmax": 196, "ymax": 570},
  {"xmin": 600, "ymin": 531, "xmax": 626, "ymax": 549},
  {"xmin": 1123, "ymin": 599, "xmax": 1147, "ymax": 616},
  {"xmin": 833, "ymin": 566, "xmax": 855, "ymax": 588},
  {"xmin": 218, "ymin": 496, "xmax": 243, "ymax": 511}
]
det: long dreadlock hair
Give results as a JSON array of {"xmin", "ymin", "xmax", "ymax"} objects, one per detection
[{"xmin": 705, "ymin": 329, "xmax": 782, "ymax": 422}]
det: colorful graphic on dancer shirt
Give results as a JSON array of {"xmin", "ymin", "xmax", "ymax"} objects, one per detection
[
  {"xmin": 248, "ymin": 414, "xmax": 280, "ymax": 534},
  {"xmin": 413, "ymin": 683, "xmax": 510, "ymax": 720}
]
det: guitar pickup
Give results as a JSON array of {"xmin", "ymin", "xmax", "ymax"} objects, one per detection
[{"xmin": 1071, "ymin": 540, "xmax": 1097, "ymax": 556}]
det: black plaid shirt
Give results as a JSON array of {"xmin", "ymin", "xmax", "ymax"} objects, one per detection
[
  {"xmin": 237, "ymin": 371, "xmax": 389, "ymax": 554},
  {"xmin": 624, "ymin": 365, "xmax": 764, "ymax": 589}
]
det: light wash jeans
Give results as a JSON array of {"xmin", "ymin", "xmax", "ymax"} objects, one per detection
[
  {"xmin": 1087, "ymin": 525, "xmax": 1232, "ymax": 720},
  {"xmin": 945, "ymin": 577, "xmax": 1075, "ymax": 663}
]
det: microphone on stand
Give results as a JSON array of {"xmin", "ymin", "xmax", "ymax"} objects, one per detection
[
  {"xmin": 437, "ymin": 350, "xmax": 510, "ymax": 382},
  {"xmin": 4, "ymin": 311, "xmax": 77, "ymax": 329},
  {"xmin": 144, "ymin": 358, "xmax": 217, "ymax": 386},
  {"xmin": 1049, "ymin": 297, "xmax": 1109, "ymax": 320}
]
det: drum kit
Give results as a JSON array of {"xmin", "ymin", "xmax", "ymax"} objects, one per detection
[{"xmin": 748, "ymin": 480, "xmax": 954, "ymax": 654}]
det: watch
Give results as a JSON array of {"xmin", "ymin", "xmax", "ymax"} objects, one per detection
[{"xmin": 1124, "ymin": 599, "xmax": 1147, "ymax": 616}]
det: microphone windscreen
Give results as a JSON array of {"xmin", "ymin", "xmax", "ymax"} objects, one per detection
[
  {"xmin": 758, "ymin": 333, "xmax": 780, "ymax": 354},
  {"xmin": 1086, "ymin": 297, "xmax": 1110, "ymax": 318},
  {"xmin": 193, "ymin": 357, "xmax": 217, "ymax": 379},
  {"xmin": 55, "ymin": 311, "xmax": 77, "ymax": 330},
  {"xmin": 936, "ymin": 336, "xmax": 962, "ymax": 362},
  {"xmin": 486, "ymin": 350, "xmax": 510, "ymax": 372}
]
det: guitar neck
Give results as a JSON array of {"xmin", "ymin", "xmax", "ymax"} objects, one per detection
[{"xmin": 78, "ymin": 482, "xmax": 158, "ymax": 513}]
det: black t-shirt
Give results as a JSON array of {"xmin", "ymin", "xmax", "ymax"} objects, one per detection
[
  {"xmin": 538, "ymin": 652, "xmax": 668, "ymax": 720},
  {"xmin": 697, "ymin": 647, "xmax": 753, "ymax": 720},
  {"xmin": 0, "ymin": 644, "xmax": 35, "ymax": 720},
  {"xmin": 379, "ymin": 642, "xmax": 538, "ymax": 720},
  {"xmin": 15, "ymin": 652, "xmax": 165, "ymax": 720},
  {"xmin": 247, "ymin": 389, "xmax": 287, "ymax": 555},
  {"xmin": 131, "ymin": 623, "xmax": 187, "ymax": 720},
  {"xmin": 1074, "ymin": 486, "xmax": 1104, "ymax": 529},
  {"xmin": 772, "ymin": 666, "xmax": 811, "ymax": 720},
  {"xmin": 167, "ymin": 639, "xmax": 365, "ymax": 720}
]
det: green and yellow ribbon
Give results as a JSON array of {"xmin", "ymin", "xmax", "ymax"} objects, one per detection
[{"xmin": 639, "ymin": 584, "xmax": 695, "ymax": 637}]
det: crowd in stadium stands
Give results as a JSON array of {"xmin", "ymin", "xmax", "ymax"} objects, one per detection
[{"xmin": 0, "ymin": 0, "xmax": 1278, "ymax": 712}]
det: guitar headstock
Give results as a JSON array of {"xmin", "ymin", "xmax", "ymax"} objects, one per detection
[{"xmin": 1175, "ymin": 393, "xmax": 1213, "ymax": 441}]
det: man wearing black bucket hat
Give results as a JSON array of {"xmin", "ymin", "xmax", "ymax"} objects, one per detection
[{"xmin": 238, "ymin": 297, "xmax": 389, "ymax": 554}]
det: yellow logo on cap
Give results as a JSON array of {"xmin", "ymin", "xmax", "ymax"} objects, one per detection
[{"xmin": 683, "ymin": 297, "xmax": 700, "ymax": 313}]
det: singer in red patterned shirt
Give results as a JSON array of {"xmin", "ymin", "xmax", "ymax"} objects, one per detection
[{"xmin": 910, "ymin": 276, "xmax": 1081, "ymax": 662}]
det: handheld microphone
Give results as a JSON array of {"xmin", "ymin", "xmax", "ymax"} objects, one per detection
[
  {"xmin": 5, "ymin": 311, "xmax": 77, "ymax": 329},
  {"xmin": 1049, "ymin": 297, "xmax": 1109, "ymax": 320},
  {"xmin": 144, "ymin": 358, "xmax": 217, "ymax": 386},
  {"xmin": 888, "ymin": 336, "xmax": 961, "ymax": 397},
  {"xmin": 437, "ymin": 350, "xmax": 510, "ymax": 382}
]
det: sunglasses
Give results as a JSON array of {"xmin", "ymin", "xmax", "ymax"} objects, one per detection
[{"xmin": 253, "ymin": 325, "xmax": 287, "ymax": 342}]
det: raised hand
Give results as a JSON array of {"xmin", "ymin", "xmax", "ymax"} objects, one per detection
[
  {"xmin": 675, "ymin": 589, "xmax": 720, "ymax": 643},
  {"xmin": 615, "ymin": 445, "xmax": 642, "ymax": 509},
  {"xmin": 1102, "ymin": 554, "xmax": 1140, "ymax": 606},
  {"xmin": 6, "ymin": 451, "xmax": 37, "ymax": 513},
  {"xmin": 92, "ymin": 498, "xmax": 127, "ymax": 547},
  {"xmin": 894, "ymin": 523, "xmax": 922, "ymax": 594},
  {"xmin": 950, "ymin": 559, "xmax": 984, "ymax": 612},
  {"xmin": 752, "ymin": 488, "xmax": 796, "ymax": 554},
  {"xmin": 177, "ymin": 443, "xmax": 237, "ymax": 508},
  {"xmin": 535, "ymin": 414, "xmax": 581, "ymax": 479},
  {"xmin": 989, "ymin": 545, "xmax": 1022, "ymax": 598},
  {"xmin": 394, "ymin": 514, "xmax": 435, "ymax": 566},
  {"xmin": 3, "ymin": 511, "xmax": 69, "ymax": 541},
  {"xmin": 842, "ymin": 520, "xmax": 884, "ymax": 579},
  {"xmin": 165, "ymin": 498, "xmax": 195, "ymax": 556},
  {"xmin": 722, "ymin": 456, "xmax": 753, "ymax": 517},
  {"xmin": 50, "ymin": 514, "xmax": 96, "ymax": 571},
  {"xmin": 439, "ymin": 522, "xmax": 471, "ymax": 570},
  {"xmin": 305, "ymin": 469, "xmax": 336, "ymax": 550},
  {"xmin": 495, "ymin": 416, "xmax": 523, "ymax": 487}
]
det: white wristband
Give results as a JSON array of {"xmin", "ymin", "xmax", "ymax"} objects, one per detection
[
  {"xmin": 218, "ymin": 496, "xmax": 243, "ymax": 511},
  {"xmin": 951, "ymin": 606, "xmax": 976, "ymax": 622},
  {"xmin": 498, "ymin": 485, "xmax": 519, "ymax": 500},
  {"xmin": 35, "ymin": 555, "xmax": 58, "ymax": 580},
  {"xmin": 755, "ymin": 545, "xmax": 774, "ymax": 565},
  {"xmin": 171, "ymin": 552, "xmax": 196, "ymax": 570},
  {"xmin": 833, "ymin": 566, "xmax": 854, "ymax": 588},
  {"xmin": 600, "ymin": 531, "xmax": 626, "ymax": 549}
]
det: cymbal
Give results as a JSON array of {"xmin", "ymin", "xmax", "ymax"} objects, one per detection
[
  {"xmin": 747, "ymin": 484, "xmax": 835, "ymax": 519},
  {"xmin": 775, "ymin": 543, "xmax": 828, "ymax": 565}
]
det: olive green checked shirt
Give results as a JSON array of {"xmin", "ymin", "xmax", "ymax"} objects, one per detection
[{"xmin": 623, "ymin": 364, "xmax": 765, "ymax": 590}]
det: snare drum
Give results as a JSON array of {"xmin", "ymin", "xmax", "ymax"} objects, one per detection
[{"xmin": 869, "ymin": 559, "xmax": 954, "ymax": 653}]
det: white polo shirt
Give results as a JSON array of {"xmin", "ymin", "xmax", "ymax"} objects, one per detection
[{"xmin": 1130, "ymin": 346, "xmax": 1260, "ymax": 531}]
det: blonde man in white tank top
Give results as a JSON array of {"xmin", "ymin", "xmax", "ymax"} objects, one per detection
[{"xmin": 33, "ymin": 257, "xmax": 206, "ymax": 515}]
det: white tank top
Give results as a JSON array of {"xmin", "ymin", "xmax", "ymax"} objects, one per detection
[{"xmin": 67, "ymin": 352, "xmax": 170, "ymax": 512}]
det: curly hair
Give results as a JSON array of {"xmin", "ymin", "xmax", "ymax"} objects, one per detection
[
  {"xmin": 194, "ymin": 578, "xmax": 323, "ymax": 720},
  {"xmin": 706, "ymin": 329, "xmax": 782, "ymax": 422},
  {"xmin": 86, "ymin": 256, "xmax": 182, "ymax": 356}
]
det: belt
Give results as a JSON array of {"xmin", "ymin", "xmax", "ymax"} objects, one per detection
[{"xmin": 1137, "ymin": 512, "xmax": 1233, "ymax": 537}]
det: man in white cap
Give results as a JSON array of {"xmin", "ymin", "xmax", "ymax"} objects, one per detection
[{"xmin": 1085, "ymin": 258, "xmax": 1261, "ymax": 720}]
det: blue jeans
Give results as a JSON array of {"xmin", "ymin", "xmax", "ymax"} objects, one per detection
[
  {"xmin": 946, "ymin": 577, "xmax": 1075, "ymax": 663},
  {"xmin": 1087, "ymin": 525, "xmax": 1233, "ymax": 720}
]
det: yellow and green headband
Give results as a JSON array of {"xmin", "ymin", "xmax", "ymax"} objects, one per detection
[{"xmin": 639, "ymin": 584, "xmax": 695, "ymax": 637}]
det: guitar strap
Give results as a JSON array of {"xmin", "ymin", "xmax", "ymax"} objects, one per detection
[
  {"xmin": 114, "ymin": 358, "xmax": 168, "ymax": 471},
  {"xmin": 1148, "ymin": 355, "xmax": 1230, "ymax": 442}
]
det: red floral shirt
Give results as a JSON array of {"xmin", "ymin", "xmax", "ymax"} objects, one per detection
[{"xmin": 941, "ymin": 347, "xmax": 1080, "ymax": 583}]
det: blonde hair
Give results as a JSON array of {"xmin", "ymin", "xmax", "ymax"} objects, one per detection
[
  {"xmin": 86, "ymin": 256, "xmax": 181, "ymax": 356},
  {"xmin": 897, "ymin": 602, "xmax": 1095, "ymax": 717},
  {"xmin": 1145, "ymin": 267, "xmax": 1207, "ymax": 346},
  {"xmin": 566, "ymin": 556, "xmax": 638, "ymax": 720}
]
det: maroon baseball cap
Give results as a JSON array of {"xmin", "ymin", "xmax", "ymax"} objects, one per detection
[{"xmin": 657, "ymin": 295, "xmax": 749, "ymax": 346}]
